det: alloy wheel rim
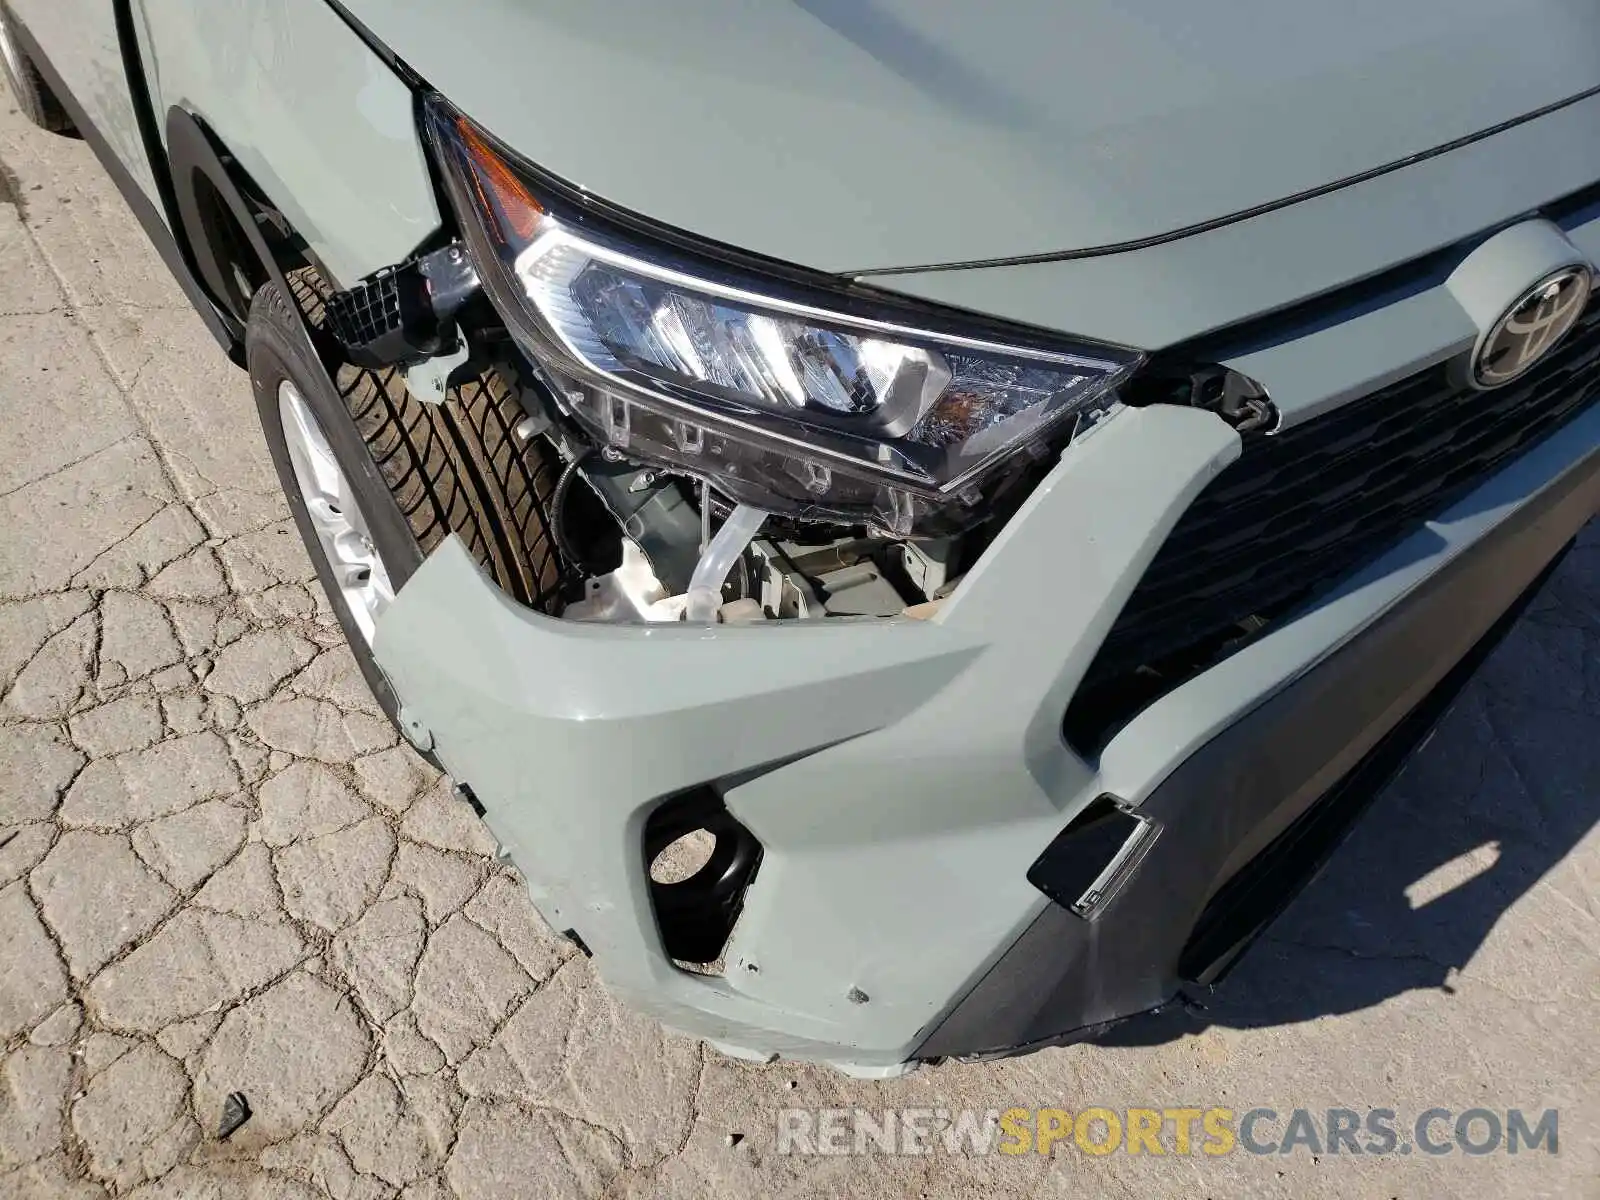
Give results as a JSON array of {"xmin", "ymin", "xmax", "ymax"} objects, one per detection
[{"xmin": 277, "ymin": 380, "xmax": 393, "ymax": 644}]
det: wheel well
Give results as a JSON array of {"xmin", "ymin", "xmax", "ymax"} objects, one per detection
[
  {"xmin": 164, "ymin": 106, "xmax": 303, "ymax": 332},
  {"xmin": 187, "ymin": 169, "xmax": 272, "ymax": 321},
  {"xmin": 101, "ymin": 0, "xmax": 244, "ymax": 359}
]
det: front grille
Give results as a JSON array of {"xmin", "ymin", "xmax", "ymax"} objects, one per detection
[{"xmin": 1066, "ymin": 297, "xmax": 1600, "ymax": 749}]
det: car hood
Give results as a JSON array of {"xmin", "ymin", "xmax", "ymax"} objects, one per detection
[{"xmin": 346, "ymin": 0, "xmax": 1600, "ymax": 274}]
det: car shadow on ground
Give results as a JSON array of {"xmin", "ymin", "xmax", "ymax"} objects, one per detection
[{"xmin": 1094, "ymin": 524, "xmax": 1600, "ymax": 1045}]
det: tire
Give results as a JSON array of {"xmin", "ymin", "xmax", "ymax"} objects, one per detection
[
  {"xmin": 0, "ymin": 4, "xmax": 72, "ymax": 134},
  {"xmin": 247, "ymin": 269, "xmax": 563, "ymax": 726}
]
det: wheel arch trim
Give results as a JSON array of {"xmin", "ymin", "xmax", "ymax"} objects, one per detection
[{"xmin": 164, "ymin": 106, "xmax": 300, "ymax": 327}]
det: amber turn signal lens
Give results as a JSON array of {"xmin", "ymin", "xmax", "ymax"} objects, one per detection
[{"xmin": 456, "ymin": 116, "xmax": 544, "ymax": 244}]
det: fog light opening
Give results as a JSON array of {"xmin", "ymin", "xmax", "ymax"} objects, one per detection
[
  {"xmin": 649, "ymin": 828, "xmax": 718, "ymax": 885},
  {"xmin": 644, "ymin": 788, "xmax": 763, "ymax": 967}
]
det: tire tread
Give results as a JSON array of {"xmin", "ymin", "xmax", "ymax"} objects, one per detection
[{"xmin": 285, "ymin": 267, "xmax": 562, "ymax": 609}]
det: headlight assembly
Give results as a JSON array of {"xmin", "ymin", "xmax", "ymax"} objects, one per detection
[{"xmin": 426, "ymin": 97, "xmax": 1141, "ymax": 535}]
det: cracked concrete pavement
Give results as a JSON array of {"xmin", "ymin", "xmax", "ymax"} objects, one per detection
[{"xmin": 2, "ymin": 83, "xmax": 1599, "ymax": 1200}]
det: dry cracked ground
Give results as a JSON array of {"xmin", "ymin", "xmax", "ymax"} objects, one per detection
[{"xmin": 2, "ymin": 86, "xmax": 1599, "ymax": 1200}]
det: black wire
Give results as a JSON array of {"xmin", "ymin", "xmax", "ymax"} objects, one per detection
[{"xmin": 550, "ymin": 449, "xmax": 594, "ymax": 574}]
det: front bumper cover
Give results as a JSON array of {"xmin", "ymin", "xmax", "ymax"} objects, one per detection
[
  {"xmin": 919, "ymin": 422, "xmax": 1599, "ymax": 1059},
  {"xmin": 371, "ymin": 399, "xmax": 1599, "ymax": 1072}
]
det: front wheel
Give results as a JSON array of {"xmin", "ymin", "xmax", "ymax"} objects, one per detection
[
  {"xmin": 247, "ymin": 277, "xmax": 422, "ymax": 723},
  {"xmin": 247, "ymin": 270, "xmax": 564, "ymax": 729}
]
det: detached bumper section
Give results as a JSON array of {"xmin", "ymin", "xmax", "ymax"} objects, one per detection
[
  {"xmin": 371, "ymin": 405, "xmax": 1240, "ymax": 1070},
  {"xmin": 920, "ymin": 411, "xmax": 1600, "ymax": 1058},
  {"xmin": 372, "ymin": 379, "xmax": 1599, "ymax": 1068}
]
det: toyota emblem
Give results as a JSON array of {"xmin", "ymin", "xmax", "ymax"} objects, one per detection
[{"xmin": 1471, "ymin": 265, "xmax": 1593, "ymax": 388}]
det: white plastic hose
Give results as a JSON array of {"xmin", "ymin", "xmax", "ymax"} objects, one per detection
[{"xmin": 684, "ymin": 504, "xmax": 768, "ymax": 622}]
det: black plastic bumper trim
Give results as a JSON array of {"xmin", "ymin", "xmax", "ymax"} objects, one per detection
[
  {"xmin": 1178, "ymin": 535, "xmax": 1572, "ymax": 987},
  {"xmin": 915, "ymin": 436, "xmax": 1600, "ymax": 1061}
]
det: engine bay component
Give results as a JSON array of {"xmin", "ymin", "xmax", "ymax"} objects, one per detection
[
  {"xmin": 567, "ymin": 457, "xmax": 704, "ymax": 593},
  {"xmin": 897, "ymin": 538, "xmax": 957, "ymax": 601},
  {"xmin": 746, "ymin": 536, "xmax": 916, "ymax": 619},
  {"xmin": 1123, "ymin": 362, "xmax": 1278, "ymax": 434},
  {"xmin": 562, "ymin": 539, "xmax": 686, "ymax": 622},
  {"xmin": 808, "ymin": 560, "xmax": 908, "ymax": 617},
  {"xmin": 561, "ymin": 491, "xmax": 935, "ymax": 625},
  {"xmin": 747, "ymin": 540, "xmax": 823, "ymax": 620}
]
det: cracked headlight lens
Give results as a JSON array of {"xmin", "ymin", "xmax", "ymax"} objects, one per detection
[{"xmin": 426, "ymin": 97, "xmax": 1140, "ymax": 534}]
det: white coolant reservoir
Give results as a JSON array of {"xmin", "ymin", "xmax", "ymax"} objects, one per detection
[
  {"xmin": 564, "ymin": 539, "xmax": 685, "ymax": 623},
  {"xmin": 718, "ymin": 598, "xmax": 765, "ymax": 624}
]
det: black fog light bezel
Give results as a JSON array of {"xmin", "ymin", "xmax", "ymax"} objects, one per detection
[{"xmin": 644, "ymin": 787, "xmax": 763, "ymax": 965}]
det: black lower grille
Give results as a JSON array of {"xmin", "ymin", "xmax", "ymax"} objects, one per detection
[{"xmin": 1066, "ymin": 298, "xmax": 1600, "ymax": 749}]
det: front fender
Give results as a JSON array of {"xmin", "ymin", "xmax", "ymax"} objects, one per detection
[{"xmin": 136, "ymin": 0, "xmax": 439, "ymax": 288}]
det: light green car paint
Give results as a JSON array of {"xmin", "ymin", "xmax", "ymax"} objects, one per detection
[
  {"xmin": 16, "ymin": 0, "xmax": 1600, "ymax": 341},
  {"xmin": 339, "ymin": 0, "xmax": 1600, "ymax": 274},
  {"xmin": 138, "ymin": 0, "xmax": 438, "ymax": 285},
  {"xmin": 876, "ymin": 92, "xmax": 1600, "ymax": 350},
  {"xmin": 7, "ymin": 0, "xmax": 155, "ymax": 198},
  {"xmin": 10, "ymin": 0, "xmax": 440, "ymax": 285},
  {"xmin": 374, "ymin": 404, "xmax": 1244, "ymax": 1065},
  {"xmin": 375, "ymin": 395, "xmax": 1600, "ymax": 1068}
]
